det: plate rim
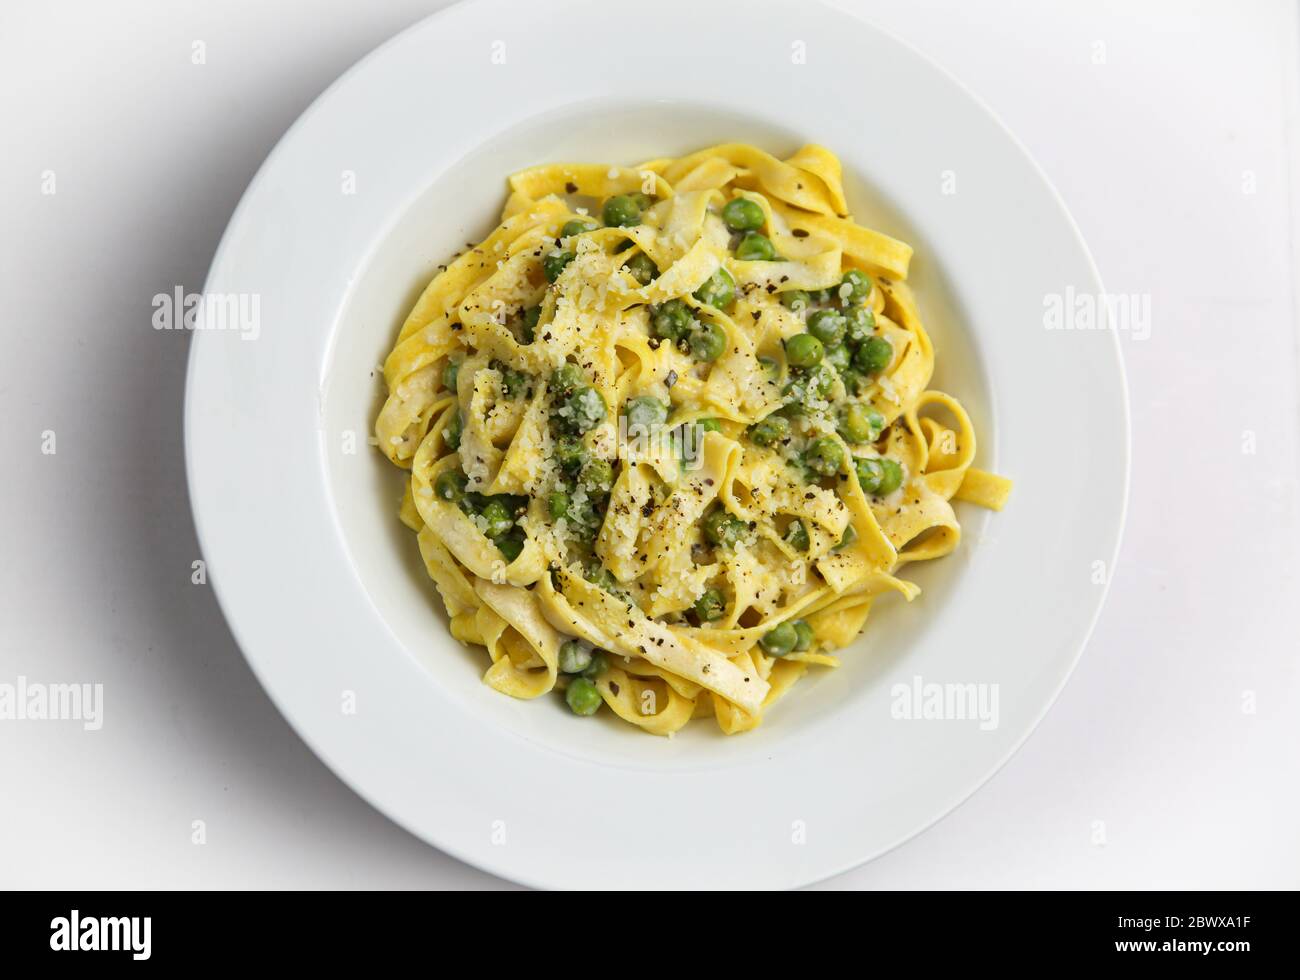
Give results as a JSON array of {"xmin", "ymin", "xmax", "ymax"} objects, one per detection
[{"xmin": 185, "ymin": 0, "xmax": 1131, "ymax": 889}]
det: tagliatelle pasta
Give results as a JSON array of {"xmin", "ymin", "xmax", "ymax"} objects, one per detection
[{"xmin": 374, "ymin": 143, "xmax": 1011, "ymax": 735}]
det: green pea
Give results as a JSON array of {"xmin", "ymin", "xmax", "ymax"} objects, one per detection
[
  {"xmin": 581, "ymin": 458, "xmax": 614, "ymax": 494},
  {"xmin": 838, "ymin": 403, "xmax": 885, "ymax": 443},
  {"xmin": 688, "ymin": 321, "xmax": 727, "ymax": 362},
  {"xmin": 697, "ymin": 417, "xmax": 723, "ymax": 433},
  {"xmin": 520, "ymin": 310, "xmax": 539, "ymax": 344},
  {"xmin": 496, "ymin": 527, "xmax": 525, "ymax": 562},
  {"xmin": 543, "ymin": 250, "xmax": 575, "ymax": 282},
  {"xmin": 625, "ymin": 252, "xmax": 659, "ymax": 285},
  {"xmin": 853, "ymin": 336, "xmax": 893, "ymax": 375},
  {"xmin": 602, "ymin": 194, "xmax": 641, "ymax": 228},
  {"xmin": 835, "ymin": 523, "xmax": 858, "ymax": 551},
  {"xmin": 560, "ymin": 219, "xmax": 598, "ymax": 238},
  {"xmin": 854, "ymin": 456, "xmax": 903, "ymax": 495},
  {"xmin": 758, "ymin": 355, "xmax": 781, "ymax": 379},
  {"xmin": 563, "ymin": 386, "xmax": 607, "ymax": 433},
  {"xmin": 703, "ymin": 508, "xmax": 748, "ymax": 548},
  {"xmin": 551, "ymin": 362, "xmax": 584, "ymax": 393},
  {"xmin": 784, "ymin": 333, "xmax": 824, "ymax": 368},
  {"xmin": 693, "ymin": 267, "xmax": 736, "ymax": 310},
  {"xmin": 444, "ymin": 411, "xmax": 463, "ymax": 450},
  {"xmin": 442, "ymin": 358, "xmax": 460, "ymax": 391},
  {"xmin": 558, "ymin": 639, "xmax": 592, "ymax": 675},
  {"xmin": 721, "ymin": 197, "xmax": 764, "ymax": 231},
  {"xmin": 479, "ymin": 498, "xmax": 516, "ymax": 538},
  {"xmin": 792, "ymin": 619, "xmax": 814, "ymax": 652},
  {"xmin": 555, "ymin": 435, "xmax": 587, "ymax": 472},
  {"xmin": 498, "ymin": 364, "xmax": 529, "ymax": 399},
  {"xmin": 735, "ymin": 232, "xmax": 776, "ymax": 261},
  {"xmin": 651, "ymin": 298, "xmax": 692, "ymax": 341},
  {"xmin": 807, "ymin": 309, "xmax": 846, "ymax": 347},
  {"xmin": 781, "ymin": 289, "xmax": 812, "ymax": 312},
  {"xmin": 824, "ymin": 344, "xmax": 851, "ymax": 372},
  {"xmin": 548, "ymin": 490, "xmax": 570, "ymax": 519},
  {"xmin": 625, "ymin": 396, "xmax": 669, "ymax": 432},
  {"xmin": 854, "ymin": 456, "xmax": 884, "ymax": 493},
  {"xmin": 583, "ymin": 561, "xmax": 618, "ymax": 592},
  {"xmin": 814, "ymin": 364, "xmax": 839, "ymax": 396},
  {"xmin": 434, "ymin": 469, "xmax": 466, "ymax": 503},
  {"xmin": 759, "ymin": 622, "xmax": 798, "ymax": 656},
  {"xmin": 844, "ymin": 306, "xmax": 876, "ymax": 346},
  {"xmin": 784, "ymin": 519, "xmax": 810, "ymax": 552},
  {"xmin": 565, "ymin": 676, "xmax": 603, "ymax": 716},
  {"xmin": 876, "ymin": 457, "xmax": 904, "ymax": 495},
  {"xmin": 582, "ymin": 650, "xmax": 607, "ymax": 678},
  {"xmin": 748, "ymin": 413, "xmax": 791, "ymax": 447},
  {"xmin": 785, "ymin": 364, "xmax": 836, "ymax": 403},
  {"xmin": 630, "ymin": 192, "xmax": 654, "ymax": 211},
  {"xmin": 840, "ymin": 367, "xmax": 867, "ymax": 396},
  {"xmin": 840, "ymin": 269, "xmax": 873, "ymax": 305},
  {"xmin": 805, "ymin": 436, "xmax": 845, "ymax": 476},
  {"xmin": 694, "ymin": 588, "xmax": 726, "ymax": 622}
]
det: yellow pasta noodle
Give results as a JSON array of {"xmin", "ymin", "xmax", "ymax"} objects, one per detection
[{"xmin": 374, "ymin": 144, "xmax": 1010, "ymax": 735}]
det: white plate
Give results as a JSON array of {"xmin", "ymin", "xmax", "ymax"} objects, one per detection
[{"xmin": 186, "ymin": 0, "xmax": 1128, "ymax": 889}]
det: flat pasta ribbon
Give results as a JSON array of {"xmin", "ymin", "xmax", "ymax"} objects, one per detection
[{"xmin": 373, "ymin": 143, "xmax": 1011, "ymax": 734}]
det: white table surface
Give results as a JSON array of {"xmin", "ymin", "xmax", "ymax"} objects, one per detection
[{"xmin": 2, "ymin": 0, "xmax": 1297, "ymax": 889}]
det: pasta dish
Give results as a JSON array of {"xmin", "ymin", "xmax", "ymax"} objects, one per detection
[{"xmin": 373, "ymin": 143, "xmax": 1011, "ymax": 735}]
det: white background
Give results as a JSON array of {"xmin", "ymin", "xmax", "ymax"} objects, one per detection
[{"xmin": 1, "ymin": 0, "xmax": 1297, "ymax": 889}]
